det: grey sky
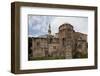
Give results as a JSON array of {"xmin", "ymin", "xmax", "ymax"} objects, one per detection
[{"xmin": 28, "ymin": 15, "xmax": 88, "ymax": 37}]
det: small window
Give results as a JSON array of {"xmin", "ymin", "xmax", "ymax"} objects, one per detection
[
  {"xmin": 80, "ymin": 36, "xmax": 82, "ymax": 40},
  {"xmin": 62, "ymin": 38, "xmax": 66, "ymax": 46},
  {"xmin": 37, "ymin": 42, "xmax": 40, "ymax": 46},
  {"xmin": 67, "ymin": 28, "xmax": 72, "ymax": 31},
  {"xmin": 53, "ymin": 46, "xmax": 56, "ymax": 49},
  {"xmin": 78, "ymin": 44, "xmax": 82, "ymax": 49}
]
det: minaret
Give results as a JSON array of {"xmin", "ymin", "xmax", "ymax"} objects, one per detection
[
  {"xmin": 48, "ymin": 24, "xmax": 51, "ymax": 35},
  {"xmin": 48, "ymin": 24, "xmax": 52, "ymax": 44}
]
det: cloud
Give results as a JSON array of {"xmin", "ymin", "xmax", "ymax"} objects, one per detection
[
  {"xmin": 50, "ymin": 16, "xmax": 88, "ymax": 34},
  {"xmin": 28, "ymin": 15, "xmax": 88, "ymax": 37},
  {"xmin": 28, "ymin": 15, "xmax": 55, "ymax": 37}
]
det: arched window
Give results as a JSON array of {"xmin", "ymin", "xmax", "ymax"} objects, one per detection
[
  {"xmin": 62, "ymin": 38, "xmax": 66, "ymax": 46},
  {"xmin": 53, "ymin": 46, "xmax": 56, "ymax": 49},
  {"xmin": 37, "ymin": 42, "xmax": 40, "ymax": 46},
  {"xmin": 67, "ymin": 28, "xmax": 71, "ymax": 31}
]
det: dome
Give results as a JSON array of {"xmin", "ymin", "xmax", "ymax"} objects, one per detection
[{"xmin": 59, "ymin": 23, "xmax": 73, "ymax": 31}]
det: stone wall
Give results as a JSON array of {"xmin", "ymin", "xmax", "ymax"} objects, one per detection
[{"xmin": 29, "ymin": 23, "xmax": 88, "ymax": 59}]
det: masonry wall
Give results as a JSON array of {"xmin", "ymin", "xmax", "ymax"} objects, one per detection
[{"xmin": 30, "ymin": 23, "xmax": 88, "ymax": 59}]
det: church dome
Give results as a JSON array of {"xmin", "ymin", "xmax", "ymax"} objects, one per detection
[{"xmin": 59, "ymin": 23, "xmax": 74, "ymax": 31}]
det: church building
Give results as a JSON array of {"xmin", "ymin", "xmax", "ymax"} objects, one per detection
[{"xmin": 28, "ymin": 23, "xmax": 88, "ymax": 60}]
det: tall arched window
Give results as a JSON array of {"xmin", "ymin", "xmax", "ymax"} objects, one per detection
[{"xmin": 62, "ymin": 38, "xmax": 66, "ymax": 46}]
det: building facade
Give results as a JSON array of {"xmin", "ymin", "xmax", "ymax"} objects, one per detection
[{"xmin": 28, "ymin": 23, "xmax": 88, "ymax": 60}]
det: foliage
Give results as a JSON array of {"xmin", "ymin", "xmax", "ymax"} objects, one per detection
[{"xmin": 29, "ymin": 56, "xmax": 66, "ymax": 60}]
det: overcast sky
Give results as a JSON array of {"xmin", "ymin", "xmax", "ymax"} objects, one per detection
[{"xmin": 28, "ymin": 15, "xmax": 88, "ymax": 37}]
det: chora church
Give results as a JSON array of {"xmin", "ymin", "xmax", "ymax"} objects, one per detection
[{"xmin": 28, "ymin": 23, "xmax": 88, "ymax": 60}]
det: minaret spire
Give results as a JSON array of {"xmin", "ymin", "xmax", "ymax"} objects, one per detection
[{"xmin": 48, "ymin": 24, "xmax": 51, "ymax": 35}]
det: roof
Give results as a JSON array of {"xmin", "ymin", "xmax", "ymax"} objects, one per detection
[{"xmin": 59, "ymin": 23, "xmax": 73, "ymax": 29}]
